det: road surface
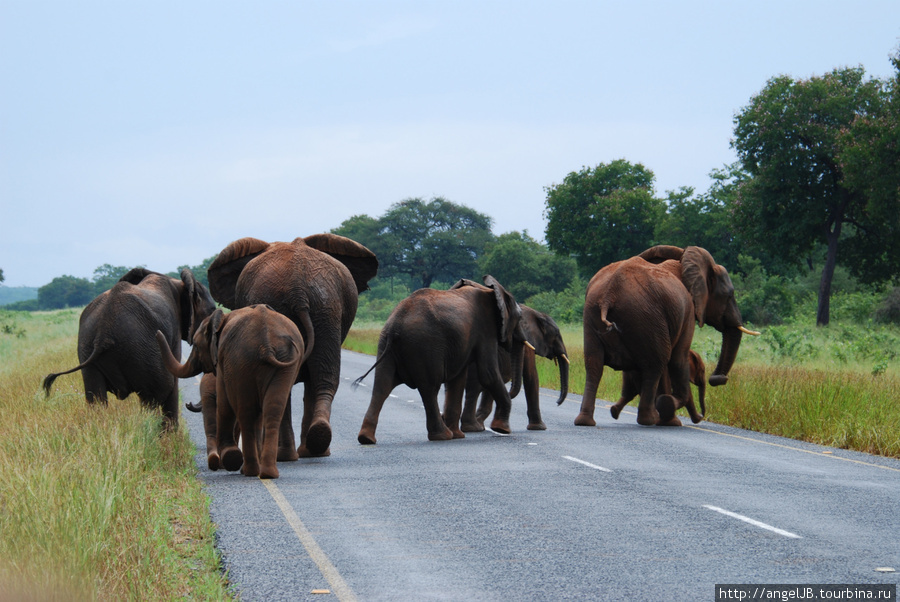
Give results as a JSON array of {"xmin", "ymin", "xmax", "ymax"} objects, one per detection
[{"xmin": 179, "ymin": 349, "xmax": 900, "ymax": 601}]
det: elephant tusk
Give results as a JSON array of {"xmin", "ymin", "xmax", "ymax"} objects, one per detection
[
  {"xmin": 524, "ymin": 340, "xmax": 536, "ymax": 351},
  {"xmin": 738, "ymin": 325, "xmax": 761, "ymax": 336},
  {"xmin": 560, "ymin": 353, "xmax": 570, "ymax": 365}
]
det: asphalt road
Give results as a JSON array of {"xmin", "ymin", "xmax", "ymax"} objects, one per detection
[{"xmin": 179, "ymin": 349, "xmax": 900, "ymax": 601}]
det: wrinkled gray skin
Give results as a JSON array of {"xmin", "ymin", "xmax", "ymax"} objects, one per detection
[
  {"xmin": 42, "ymin": 268, "xmax": 215, "ymax": 428},
  {"xmin": 460, "ymin": 305, "xmax": 569, "ymax": 432},
  {"xmin": 355, "ymin": 276, "xmax": 528, "ymax": 444},
  {"xmin": 207, "ymin": 234, "xmax": 378, "ymax": 458}
]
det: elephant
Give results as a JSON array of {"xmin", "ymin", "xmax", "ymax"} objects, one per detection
[
  {"xmin": 42, "ymin": 268, "xmax": 216, "ymax": 427},
  {"xmin": 185, "ymin": 372, "xmax": 224, "ymax": 470},
  {"xmin": 459, "ymin": 304, "xmax": 569, "ymax": 432},
  {"xmin": 207, "ymin": 234, "xmax": 378, "ymax": 458},
  {"xmin": 156, "ymin": 304, "xmax": 312, "ymax": 478},
  {"xmin": 614, "ymin": 349, "xmax": 706, "ymax": 421},
  {"xmin": 355, "ymin": 276, "xmax": 531, "ymax": 444},
  {"xmin": 576, "ymin": 245, "xmax": 759, "ymax": 427}
]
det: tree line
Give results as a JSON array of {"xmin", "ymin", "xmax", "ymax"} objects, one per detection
[{"xmin": 5, "ymin": 49, "xmax": 899, "ymax": 326}]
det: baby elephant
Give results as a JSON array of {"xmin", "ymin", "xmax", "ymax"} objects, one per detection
[
  {"xmin": 157, "ymin": 304, "xmax": 311, "ymax": 478},
  {"xmin": 612, "ymin": 349, "xmax": 706, "ymax": 426}
]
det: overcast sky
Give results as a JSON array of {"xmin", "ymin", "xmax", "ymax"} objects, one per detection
[{"xmin": 2, "ymin": 1, "xmax": 899, "ymax": 287}]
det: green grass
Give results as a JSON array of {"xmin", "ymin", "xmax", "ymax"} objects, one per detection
[
  {"xmin": 344, "ymin": 320, "xmax": 900, "ymax": 458},
  {"xmin": 0, "ymin": 309, "xmax": 232, "ymax": 600}
]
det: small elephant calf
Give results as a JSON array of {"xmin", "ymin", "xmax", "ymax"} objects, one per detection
[
  {"xmin": 157, "ymin": 304, "xmax": 311, "ymax": 478},
  {"xmin": 612, "ymin": 349, "xmax": 707, "ymax": 426}
]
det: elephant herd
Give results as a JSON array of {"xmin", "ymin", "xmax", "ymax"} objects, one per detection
[{"xmin": 43, "ymin": 234, "xmax": 758, "ymax": 479}]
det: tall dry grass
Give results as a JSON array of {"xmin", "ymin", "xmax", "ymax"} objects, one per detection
[{"xmin": 0, "ymin": 309, "xmax": 231, "ymax": 600}]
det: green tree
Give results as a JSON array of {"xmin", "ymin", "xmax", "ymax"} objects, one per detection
[
  {"xmin": 38, "ymin": 275, "xmax": 95, "ymax": 309},
  {"xmin": 732, "ymin": 66, "xmax": 892, "ymax": 325},
  {"xmin": 0, "ymin": 268, "xmax": 4, "ymax": 284},
  {"xmin": 544, "ymin": 159, "xmax": 665, "ymax": 276},
  {"xmin": 372, "ymin": 197, "xmax": 494, "ymax": 289},
  {"xmin": 478, "ymin": 231, "xmax": 577, "ymax": 301}
]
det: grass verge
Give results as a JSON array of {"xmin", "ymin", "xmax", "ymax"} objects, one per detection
[{"xmin": 0, "ymin": 309, "xmax": 231, "ymax": 600}]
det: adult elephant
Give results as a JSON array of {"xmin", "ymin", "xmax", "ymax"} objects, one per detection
[
  {"xmin": 42, "ymin": 268, "xmax": 216, "ymax": 427},
  {"xmin": 577, "ymin": 245, "xmax": 759, "ymax": 427},
  {"xmin": 460, "ymin": 304, "xmax": 569, "ymax": 432},
  {"xmin": 207, "ymin": 234, "xmax": 378, "ymax": 458},
  {"xmin": 355, "ymin": 276, "xmax": 530, "ymax": 444}
]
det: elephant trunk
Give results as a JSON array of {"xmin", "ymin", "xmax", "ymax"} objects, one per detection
[
  {"xmin": 508, "ymin": 341, "xmax": 529, "ymax": 399},
  {"xmin": 709, "ymin": 327, "xmax": 743, "ymax": 387},
  {"xmin": 155, "ymin": 331, "xmax": 203, "ymax": 380},
  {"xmin": 554, "ymin": 354, "xmax": 570, "ymax": 406}
]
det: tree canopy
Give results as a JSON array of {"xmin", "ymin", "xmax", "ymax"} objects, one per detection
[
  {"xmin": 477, "ymin": 231, "xmax": 578, "ymax": 301},
  {"xmin": 732, "ymin": 64, "xmax": 898, "ymax": 325},
  {"xmin": 37, "ymin": 275, "xmax": 95, "ymax": 309},
  {"xmin": 333, "ymin": 197, "xmax": 494, "ymax": 289},
  {"xmin": 544, "ymin": 159, "xmax": 665, "ymax": 276}
]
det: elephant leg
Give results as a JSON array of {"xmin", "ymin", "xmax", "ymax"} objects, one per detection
[
  {"xmin": 441, "ymin": 373, "xmax": 467, "ymax": 439},
  {"xmin": 81, "ymin": 367, "xmax": 109, "ymax": 406},
  {"xmin": 577, "ymin": 335, "xmax": 604, "ymax": 426},
  {"xmin": 636, "ymin": 370, "xmax": 663, "ymax": 426},
  {"xmin": 259, "ymin": 372, "xmax": 294, "ymax": 479},
  {"xmin": 474, "ymin": 392, "xmax": 493, "ymax": 427},
  {"xmin": 421, "ymin": 386, "xmax": 454, "ymax": 441},
  {"xmin": 297, "ymin": 386, "xmax": 332, "ymax": 457},
  {"xmin": 277, "ymin": 390, "xmax": 299, "ymax": 462},
  {"xmin": 199, "ymin": 377, "xmax": 220, "ymax": 470},
  {"xmin": 522, "ymin": 350, "xmax": 546, "ymax": 431},
  {"xmin": 217, "ymin": 385, "xmax": 243, "ymax": 472},
  {"xmin": 611, "ymin": 370, "xmax": 641, "ymax": 420},
  {"xmin": 357, "ymin": 363, "xmax": 401, "ymax": 445},
  {"xmin": 239, "ymin": 407, "xmax": 261, "ymax": 478},
  {"xmin": 479, "ymin": 365, "xmax": 512, "ymax": 435},
  {"xmin": 159, "ymin": 376, "xmax": 180, "ymax": 430},
  {"xmin": 460, "ymin": 370, "xmax": 486, "ymax": 433}
]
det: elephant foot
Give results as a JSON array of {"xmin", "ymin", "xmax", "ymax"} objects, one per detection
[
  {"xmin": 636, "ymin": 408, "xmax": 660, "ymax": 426},
  {"xmin": 427, "ymin": 426, "xmax": 454, "ymax": 441},
  {"xmin": 259, "ymin": 464, "xmax": 279, "ymax": 479},
  {"xmin": 305, "ymin": 418, "xmax": 332, "ymax": 456},
  {"xmin": 655, "ymin": 394, "xmax": 678, "ymax": 425},
  {"xmin": 526, "ymin": 420, "xmax": 547, "ymax": 431},
  {"xmin": 460, "ymin": 420, "xmax": 486, "ymax": 433},
  {"xmin": 207, "ymin": 452, "xmax": 220, "ymax": 471},
  {"xmin": 489, "ymin": 418, "xmax": 511, "ymax": 435},
  {"xmin": 242, "ymin": 461, "xmax": 260, "ymax": 477},
  {"xmin": 574, "ymin": 412, "xmax": 596, "ymax": 426},
  {"xmin": 297, "ymin": 445, "xmax": 331, "ymax": 457},
  {"xmin": 451, "ymin": 428, "xmax": 466, "ymax": 439},
  {"xmin": 610, "ymin": 404, "xmax": 624, "ymax": 420},
  {"xmin": 658, "ymin": 416, "xmax": 683, "ymax": 427},
  {"xmin": 690, "ymin": 413, "xmax": 704, "ymax": 425},
  {"xmin": 221, "ymin": 447, "xmax": 243, "ymax": 472},
  {"xmin": 277, "ymin": 446, "xmax": 300, "ymax": 462},
  {"xmin": 358, "ymin": 431, "xmax": 377, "ymax": 445}
]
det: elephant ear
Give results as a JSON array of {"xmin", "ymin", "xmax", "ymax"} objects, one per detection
[
  {"xmin": 208, "ymin": 237, "xmax": 271, "ymax": 309},
  {"xmin": 302, "ymin": 233, "xmax": 379, "ymax": 294},
  {"xmin": 639, "ymin": 245, "xmax": 684, "ymax": 264},
  {"xmin": 208, "ymin": 309, "xmax": 226, "ymax": 371},
  {"xmin": 483, "ymin": 275, "xmax": 520, "ymax": 345},
  {"xmin": 449, "ymin": 278, "xmax": 482, "ymax": 291},
  {"xmin": 119, "ymin": 267, "xmax": 157, "ymax": 285},
  {"xmin": 681, "ymin": 246, "xmax": 715, "ymax": 327},
  {"xmin": 179, "ymin": 268, "xmax": 215, "ymax": 341}
]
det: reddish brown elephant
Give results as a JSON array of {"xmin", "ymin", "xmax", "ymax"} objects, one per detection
[
  {"xmin": 157, "ymin": 305, "xmax": 311, "ymax": 479},
  {"xmin": 355, "ymin": 276, "xmax": 530, "ymax": 444},
  {"xmin": 578, "ymin": 245, "xmax": 759, "ymax": 427},
  {"xmin": 207, "ymin": 234, "xmax": 377, "ymax": 459},
  {"xmin": 42, "ymin": 268, "xmax": 215, "ymax": 428}
]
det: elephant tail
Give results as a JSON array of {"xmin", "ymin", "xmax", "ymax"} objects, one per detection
[
  {"xmin": 352, "ymin": 355, "xmax": 385, "ymax": 391},
  {"xmin": 185, "ymin": 399, "xmax": 203, "ymax": 413},
  {"xmin": 42, "ymin": 346, "xmax": 104, "ymax": 397}
]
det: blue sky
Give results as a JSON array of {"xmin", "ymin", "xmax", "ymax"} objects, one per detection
[{"xmin": 2, "ymin": 1, "xmax": 899, "ymax": 287}]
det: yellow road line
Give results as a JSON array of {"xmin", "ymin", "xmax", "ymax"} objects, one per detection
[
  {"xmin": 262, "ymin": 480, "xmax": 358, "ymax": 601},
  {"xmin": 549, "ymin": 393, "xmax": 900, "ymax": 473}
]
